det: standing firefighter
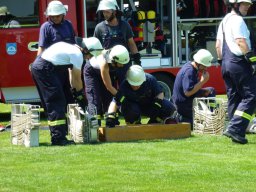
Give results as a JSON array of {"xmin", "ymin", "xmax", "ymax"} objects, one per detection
[
  {"xmin": 94, "ymin": 0, "xmax": 141, "ymax": 66},
  {"xmin": 216, "ymin": 0, "xmax": 256, "ymax": 144},
  {"xmin": 37, "ymin": 0, "xmax": 77, "ymax": 106},
  {"xmin": 105, "ymin": 65, "xmax": 177, "ymax": 127},
  {"xmin": 31, "ymin": 37, "xmax": 98, "ymax": 146}
]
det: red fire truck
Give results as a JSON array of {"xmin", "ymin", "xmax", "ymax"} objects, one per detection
[{"xmin": 1, "ymin": 0, "xmax": 255, "ymax": 103}]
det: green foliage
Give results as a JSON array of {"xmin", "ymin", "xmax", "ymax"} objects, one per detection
[{"xmin": 0, "ymin": 130, "xmax": 256, "ymax": 192}]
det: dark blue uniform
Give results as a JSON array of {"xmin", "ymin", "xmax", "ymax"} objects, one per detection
[
  {"xmin": 117, "ymin": 74, "xmax": 176, "ymax": 123},
  {"xmin": 38, "ymin": 20, "xmax": 76, "ymax": 106},
  {"xmin": 83, "ymin": 59, "xmax": 112, "ymax": 118},
  {"xmin": 222, "ymin": 36, "xmax": 256, "ymax": 138},
  {"xmin": 31, "ymin": 42, "xmax": 83, "ymax": 145},
  {"xmin": 94, "ymin": 20, "xmax": 133, "ymax": 84},
  {"xmin": 172, "ymin": 62, "xmax": 215, "ymax": 124}
]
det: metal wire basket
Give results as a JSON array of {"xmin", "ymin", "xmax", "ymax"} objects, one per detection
[
  {"xmin": 11, "ymin": 104, "xmax": 40, "ymax": 147},
  {"xmin": 193, "ymin": 97, "xmax": 228, "ymax": 135},
  {"xmin": 67, "ymin": 104, "xmax": 98, "ymax": 144}
]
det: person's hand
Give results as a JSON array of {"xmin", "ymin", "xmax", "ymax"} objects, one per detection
[
  {"xmin": 105, "ymin": 112, "xmax": 120, "ymax": 128},
  {"xmin": 115, "ymin": 91, "xmax": 126, "ymax": 106},
  {"xmin": 132, "ymin": 53, "xmax": 141, "ymax": 66},
  {"xmin": 200, "ymin": 71, "xmax": 209, "ymax": 83},
  {"xmin": 71, "ymin": 88, "xmax": 87, "ymax": 110},
  {"xmin": 217, "ymin": 59, "xmax": 222, "ymax": 66},
  {"xmin": 149, "ymin": 98, "xmax": 163, "ymax": 120},
  {"xmin": 245, "ymin": 51, "xmax": 256, "ymax": 64}
]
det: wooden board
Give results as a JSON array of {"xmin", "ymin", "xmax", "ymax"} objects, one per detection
[{"xmin": 98, "ymin": 123, "xmax": 191, "ymax": 142}]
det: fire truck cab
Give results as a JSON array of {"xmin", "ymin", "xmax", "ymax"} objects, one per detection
[{"xmin": 1, "ymin": 0, "xmax": 255, "ymax": 103}]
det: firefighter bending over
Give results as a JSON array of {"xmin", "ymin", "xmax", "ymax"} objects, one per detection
[
  {"xmin": 30, "ymin": 37, "xmax": 101, "ymax": 146},
  {"xmin": 83, "ymin": 44, "xmax": 130, "ymax": 126}
]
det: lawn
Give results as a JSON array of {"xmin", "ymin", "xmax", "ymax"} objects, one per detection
[
  {"xmin": 0, "ymin": 130, "xmax": 256, "ymax": 192},
  {"xmin": 1, "ymin": 97, "xmax": 256, "ymax": 191}
]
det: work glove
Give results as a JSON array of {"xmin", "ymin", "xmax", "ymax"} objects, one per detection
[
  {"xmin": 71, "ymin": 88, "xmax": 87, "ymax": 110},
  {"xmin": 132, "ymin": 53, "xmax": 141, "ymax": 66},
  {"xmin": 105, "ymin": 112, "xmax": 120, "ymax": 128},
  {"xmin": 217, "ymin": 59, "xmax": 222, "ymax": 66},
  {"xmin": 115, "ymin": 91, "xmax": 126, "ymax": 106},
  {"xmin": 149, "ymin": 98, "xmax": 163, "ymax": 120},
  {"xmin": 245, "ymin": 51, "xmax": 256, "ymax": 64},
  {"xmin": 245, "ymin": 52, "xmax": 256, "ymax": 75}
]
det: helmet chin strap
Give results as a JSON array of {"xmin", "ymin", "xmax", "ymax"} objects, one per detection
[{"xmin": 232, "ymin": 3, "xmax": 243, "ymax": 16}]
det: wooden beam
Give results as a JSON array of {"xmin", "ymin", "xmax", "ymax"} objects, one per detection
[{"xmin": 98, "ymin": 123, "xmax": 191, "ymax": 142}]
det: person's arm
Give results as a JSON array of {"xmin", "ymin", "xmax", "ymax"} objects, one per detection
[
  {"xmin": 99, "ymin": 57, "xmax": 118, "ymax": 96},
  {"xmin": 236, "ymin": 38, "xmax": 250, "ymax": 55},
  {"xmin": 70, "ymin": 67, "xmax": 83, "ymax": 91},
  {"xmin": 185, "ymin": 71, "xmax": 209, "ymax": 97},
  {"xmin": 127, "ymin": 37, "xmax": 138, "ymax": 54},
  {"xmin": 216, "ymin": 39, "xmax": 222, "ymax": 60},
  {"xmin": 37, "ymin": 47, "xmax": 44, "ymax": 56}
]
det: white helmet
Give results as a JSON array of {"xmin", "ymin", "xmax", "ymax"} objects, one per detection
[
  {"xmin": 126, "ymin": 65, "xmax": 146, "ymax": 86},
  {"xmin": 109, "ymin": 45, "xmax": 130, "ymax": 64},
  {"xmin": 45, "ymin": 1, "xmax": 68, "ymax": 16},
  {"xmin": 75, "ymin": 37, "xmax": 103, "ymax": 57},
  {"xmin": 193, "ymin": 49, "xmax": 213, "ymax": 67},
  {"xmin": 97, "ymin": 0, "xmax": 120, "ymax": 12},
  {"xmin": 229, "ymin": 0, "xmax": 252, "ymax": 3}
]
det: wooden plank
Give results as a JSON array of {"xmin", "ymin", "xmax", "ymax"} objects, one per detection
[{"xmin": 98, "ymin": 123, "xmax": 191, "ymax": 142}]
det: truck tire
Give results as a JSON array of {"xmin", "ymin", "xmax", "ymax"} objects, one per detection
[{"xmin": 153, "ymin": 73, "xmax": 174, "ymax": 100}]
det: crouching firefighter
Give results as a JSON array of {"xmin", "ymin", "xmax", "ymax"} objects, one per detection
[
  {"xmin": 31, "ymin": 37, "xmax": 100, "ymax": 146},
  {"xmin": 105, "ymin": 65, "xmax": 177, "ymax": 127}
]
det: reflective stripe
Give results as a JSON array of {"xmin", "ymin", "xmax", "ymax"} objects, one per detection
[
  {"xmin": 209, "ymin": 102, "xmax": 216, "ymax": 107},
  {"xmin": 154, "ymin": 102, "xmax": 161, "ymax": 108},
  {"xmin": 234, "ymin": 110, "xmax": 253, "ymax": 121},
  {"xmin": 120, "ymin": 96, "xmax": 125, "ymax": 103},
  {"xmin": 249, "ymin": 56, "xmax": 256, "ymax": 62},
  {"xmin": 95, "ymin": 115, "xmax": 101, "ymax": 120},
  {"xmin": 48, "ymin": 119, "xmax": 66, "ymax": 126}
]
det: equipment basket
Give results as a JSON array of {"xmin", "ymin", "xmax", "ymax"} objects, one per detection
[
  {"xmin": 193, "ymin": 97, "xmax": 228, "ymax": 135},
  {"xmin": 67, "ymin": 104, "xmax": 98, "ymax": 144},
  {"xmin": 11, "ymin": 104, "xmax": 40, "ymax": 147}
]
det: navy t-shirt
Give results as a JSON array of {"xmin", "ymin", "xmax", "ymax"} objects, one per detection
[
  {"xmin": 38, "ymin": 20, "xmax": 75, "ymax": 49},
  {"xmin": 172, "ymin": 62, "xmax": 198, "ymax": 116}
]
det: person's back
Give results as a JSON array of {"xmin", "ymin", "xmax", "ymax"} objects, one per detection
[{"xmin": 172, "ymin": 61, "xmax": 197, "ymax": 120}]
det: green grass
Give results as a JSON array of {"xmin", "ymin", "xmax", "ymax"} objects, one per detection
[{"xmin": 0, "ymin": 130, "xmax": 256, "ymax": 192}]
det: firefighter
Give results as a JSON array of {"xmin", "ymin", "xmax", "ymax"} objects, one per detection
[
  {"xmin": 216, "ymin": 0, "xmax": 256, "ymax": 144},
  {"xmin": 31, "ymin": 37, "xmax": 101, "ymax": 146},
  {"xmin": 0, "ymin": 6, "xmax": 20, "ymax": 28},
  {"xmin": 37, "ymin": 0, "xmax": 77, "ymax": 107},
  {"xmin": 83, "ymin": 44, "xmax": 130, "ymax": 125},
  {"xmin": 105, "ymin": 65, "xmax": 177, "ymax": 127},
  {"xmin": 94, "ymin": 0, "xmax": 140, "ymax": 65},
  {"xmin": 172, "ymin": 49, "xmax": 216, "ymax": 127},
  {"xmin": 94, "ymin": 0, "xmax": 141, "ymax": 82}
]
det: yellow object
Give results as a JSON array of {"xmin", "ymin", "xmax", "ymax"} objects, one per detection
[
  {"xmin": 137, "ymin": 10, "xmax": 145, "ymax": 21},
  {"xmin": 147, "ymin": 10, "xmax": 156, "ymax": 20}
]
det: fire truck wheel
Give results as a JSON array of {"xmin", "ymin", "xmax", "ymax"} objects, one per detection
[{"xmin": 153, "ymin": 73, "xmax": 174, "ymax": 100}]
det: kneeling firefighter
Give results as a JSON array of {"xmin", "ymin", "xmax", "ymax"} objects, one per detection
[{"xmin": 105, "ymin": 65, "xmax": 177, "ymax": 127}]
